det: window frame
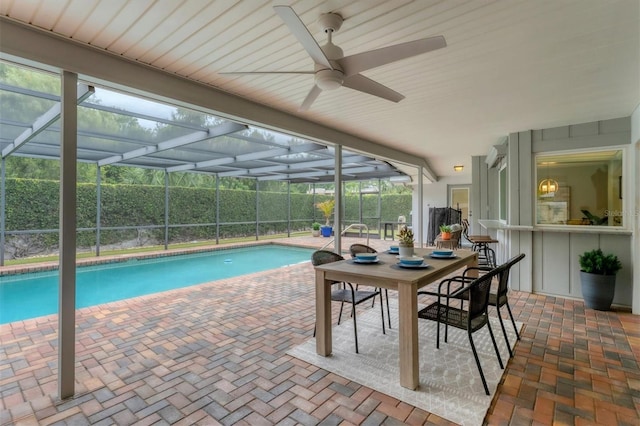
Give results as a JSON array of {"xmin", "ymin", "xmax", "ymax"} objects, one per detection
[{"xmin": 533, "ymin": 146, "xmax": 628, "ymax": 229}]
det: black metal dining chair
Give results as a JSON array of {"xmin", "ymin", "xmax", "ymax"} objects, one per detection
[
  {"xmin": 311, "ymin": 250, "xmax": 386, "ymax": 353},
  {"xmin": 417, "ymin": 265, "xmax": 505, "ymax": 395},
  {"xmin": 447, "ymin": 253, "xmax": 525, "ymax": 358},
  {"xmin": 348, "ymin": 243, "xmax": 391, "ymax": 328}
]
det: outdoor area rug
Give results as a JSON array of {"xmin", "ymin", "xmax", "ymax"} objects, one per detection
[{"xmin": 288, "ymin": 299, "xmax": 522, "ymax": 426}]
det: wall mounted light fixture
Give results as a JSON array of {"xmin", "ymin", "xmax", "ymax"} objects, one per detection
[{"xmin": 453, "ymin": 165, "xmax": 464, "ymax": 172}]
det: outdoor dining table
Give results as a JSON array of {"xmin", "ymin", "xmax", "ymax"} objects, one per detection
[{"xmin": 313, "ymin": 248, "xmax": 478, "ymax": 390}]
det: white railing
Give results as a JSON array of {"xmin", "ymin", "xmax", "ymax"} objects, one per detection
[{"xmin": 320, "ymin": 223, "xmax": 369, "ymax": 251}]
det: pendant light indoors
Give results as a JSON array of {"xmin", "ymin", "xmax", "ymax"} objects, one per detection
[
  {"xmin": 538, "ymin": 178, "xmax": 559, "ymax": 195},
  {"xmin": 538, "ymin": 161, "xmax": 559, "ymax": 195}
]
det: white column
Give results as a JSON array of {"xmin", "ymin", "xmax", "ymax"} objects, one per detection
[
  {"xmin": 418, "ymin": 166, "xmax": 424, "ymax": 247},
  {"xmin": 334, "ymin": 145, "xmax": 342, "ymax": 254},
  {"xmin": 58, "ymin": 70, "xmax": 77, "ymax": 399}
]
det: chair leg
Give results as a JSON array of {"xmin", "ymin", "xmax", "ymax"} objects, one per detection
[
  {"xmin": 337, "ymin": 301, "xmax": 345, "ymax": 325},
  {"xmin": 506, "ymin": 302, "xmax": 521, "ymax": 340},
  {"xmin": 379, "ymin": 291, "xmax": 386, "ymax": 335},
  {"xmin": 435, "ymin": 306, "xmax": 441, "ymax": 349},
  {"xmin": 351, "ymin": 300, "xmax": 359, "ymax": 354},
  {"xmin": 487, "ymin": 320, "xmax": 504, "ymax": 369},
  {"xmin": 384, "ymin": 289, "xmax": 391, "ymax": 329},
  {"xmin": 468, "ymin": 331, "xmax": 490, "ymax": 396},
  {"xmin": 495, "ymin": 307, "xmax": 513, "ymax": 358}
]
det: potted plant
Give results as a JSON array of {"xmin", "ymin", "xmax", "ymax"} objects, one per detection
[
  {"xmin": 439, "ymin": 224, "xmax": 452, "ymax": 240},
  {"xmin": 578, "ymin": 248, "xmax": 622, "ymax": 310},
  {"xmin": 315, "ymin": 199, "xmax": 335, "ymax": 237},
  {"xmin": 311, "ymin": 222, "xmax": 321, "ymax": 237},
  {"xmin": 398, "ymin": 225, "xmax": 415, "ymax": 257}
]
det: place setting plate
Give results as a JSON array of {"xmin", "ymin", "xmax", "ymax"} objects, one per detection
[
  {"xmin": 395, "ymin": 262, "xmax": 430, "ymax": 269},
  {"xmin": 429, "ymin": 252, "xmax": 457, "ymax": 259},
  {"xmin": 350, "ymin": 258, "xmax": 382, "ymax": 264},
  {"xmin": 392, "ymin": 255, "xmax": 430, "ymax": 269}
]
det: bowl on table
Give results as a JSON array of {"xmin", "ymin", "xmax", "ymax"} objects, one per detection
[
  {"xmin": 432, "ymin": 250, "xmax": 453, "ymax": 257},
  {"xmin": 355, "ymin": 253, "xmax": 378, "ymax": 262},
  {"xmin": 388, "ymin": 245, "xmax": 399, "ymax": 254},
  {"xmin": 398, "ymin": 256, "xmax": 424, "ymax": 266}
]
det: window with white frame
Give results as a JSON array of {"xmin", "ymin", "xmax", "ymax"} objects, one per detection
[{"xmin": 535, "ymin": 149, "xmax": 624, "ymax": 226}]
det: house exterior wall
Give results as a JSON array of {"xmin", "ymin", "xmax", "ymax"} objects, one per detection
[{"xmin": 476, "ymin": 117, "xmax": 637, "ymax": 312}]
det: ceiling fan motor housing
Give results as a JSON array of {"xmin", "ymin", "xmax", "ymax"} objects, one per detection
[{"xmin": 315, "ymin": 69, "xmax": 344, "ymax": 90}]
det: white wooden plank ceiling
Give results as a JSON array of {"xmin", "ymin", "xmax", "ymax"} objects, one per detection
[{"xmin": 1, "ymin": 0, "xmax": 638, "ymax": 177}]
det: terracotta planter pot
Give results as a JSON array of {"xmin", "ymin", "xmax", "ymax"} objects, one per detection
[{"xmin": 441, "ymin": 232, "xmax": 451, "ymax": 240}]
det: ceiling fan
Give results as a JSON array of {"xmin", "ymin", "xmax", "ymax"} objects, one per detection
[{"xmin": 223, "ymin": 5, "xmax": 446, "ymax": 110}]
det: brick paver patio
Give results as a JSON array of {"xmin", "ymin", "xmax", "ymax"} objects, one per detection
[{"xmin": 1, "ymin": 237, "xmax": 638, "ymax": 425}]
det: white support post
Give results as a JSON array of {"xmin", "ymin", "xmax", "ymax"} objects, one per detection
[
  {"xmin": 334, "ymin": 145, "xmax": 342, "ymax": 254},
  {"xmin": 58, "ymin": 70, "xmax": 77, "ymax": 400},
  {"xmin": 418, "ymin": 166, "xmax": 424, "ymax": 247}
]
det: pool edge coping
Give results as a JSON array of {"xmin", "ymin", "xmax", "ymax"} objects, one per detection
[{"xmin": 0, "ymin": 240, "xmax": 318, "ymax": 276}]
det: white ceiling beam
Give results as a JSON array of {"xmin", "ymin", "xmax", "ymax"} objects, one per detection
[
  {"xmin": 2, "ymin": 84, "xmax": 94, "ymax": 158},
  {"xmin": 97, "ymin": 121, "xmax": 246, "ymax": 166}
]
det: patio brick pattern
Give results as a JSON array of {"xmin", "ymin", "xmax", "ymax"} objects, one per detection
[{"xmin": 1, "ymin": 237, "xmax": 638, "ymax": 425}]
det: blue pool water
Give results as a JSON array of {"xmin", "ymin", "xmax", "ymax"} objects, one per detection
[{"xmin": 0, "ymin": 245, "xmax": 313, "ymax": 324}]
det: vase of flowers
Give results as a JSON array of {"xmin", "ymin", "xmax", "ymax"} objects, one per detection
[{"xmin": 398, "ymin": 225, "xmax": 415, "ymax": 257}]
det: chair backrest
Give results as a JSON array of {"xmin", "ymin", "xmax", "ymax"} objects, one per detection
[
  {"xmin": 461, "ymin": 219, "xmax": 472, "ymax": 243},
  {"xmin": 349, "ymin": 244, "xmax": 377, "ymax": 258},
  {"xmin": 450, "ymin": 229, "xmax": 462, "ymax": 247},
  {"xmin": 311, "ymin": 250, "xmax": 344, "ymax": 266},
  {"xmin": 466, "ymin": 264, "xmax": 504, "ymax": 322},
  {"xmin": 484, "ymin": 246, "xmax": 497, "ymax": 268},
  {"xmin": 494, "ymin": 253, "xmax": 526, "ymax": 303}
]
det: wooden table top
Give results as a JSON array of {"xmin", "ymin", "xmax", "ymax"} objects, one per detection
[{"xmin": 314, "ymin": 248, "xmax": 477, "ymax": 288}]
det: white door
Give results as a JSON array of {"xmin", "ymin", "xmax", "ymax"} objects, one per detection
[{"xmin": 449, "ymin": 186, "xmax": 470, "ymax": 223}]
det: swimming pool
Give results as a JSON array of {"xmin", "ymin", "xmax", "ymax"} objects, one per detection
[{"xmin": 0, "ymin": 244, "xmax": 314, "ymax": 324}]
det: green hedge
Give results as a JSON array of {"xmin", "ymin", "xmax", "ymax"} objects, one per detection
[{"xmin": 4, "ymin": 178, "xmax": 411, "ymax": 249}]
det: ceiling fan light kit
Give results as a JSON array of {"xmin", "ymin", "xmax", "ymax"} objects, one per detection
[
  {"xmin": 223, "ymin": 6, "xmax": 446, "ymax": 110},
  {"xmin": 315, "ymin": 69, "xmax": 343, "ymax": 90}
]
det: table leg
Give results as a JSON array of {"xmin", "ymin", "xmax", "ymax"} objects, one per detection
[
  {"xmin": 315, "ymin": 270, "xmax": 332, "ymax": 356},
  {"xmin": 398, "ymin": 282, "xmax": 419, "ymax": 389}
]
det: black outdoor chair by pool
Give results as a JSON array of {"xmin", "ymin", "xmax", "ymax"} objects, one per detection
[
  {"xmin": 417, "ymin": 264, "xmax": 505, "ymax": 395},
  {"xmin": 444, "ymin": 253, "xmax": 525, "ymax": 358},
  {"xmin": 311, "ymin": 250, "xmax": 386, "ymax": 354},
  {"xmin": 348, "ymin": 243, "xmax": 392, "ymax": 329}
]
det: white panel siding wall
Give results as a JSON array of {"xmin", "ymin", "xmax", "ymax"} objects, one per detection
[
  {"xmin": 533, "ymin": 232, "xmax": 633, "ymax": 306},
  {"xmin": 476, "ymin": 117, "xmax": 636, "ymax": 309}
]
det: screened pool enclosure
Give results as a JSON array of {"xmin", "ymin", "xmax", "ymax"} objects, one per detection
[{"xmin": 0, "ymin": 61, "xmax": 416, "ymax": 264}]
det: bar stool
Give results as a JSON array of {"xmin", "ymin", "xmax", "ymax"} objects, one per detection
[{"xmin": 462, "ymin": 219, "xmax": 498, "ymax": 267}]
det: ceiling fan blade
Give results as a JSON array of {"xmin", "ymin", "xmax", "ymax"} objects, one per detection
[
  {"xmin": 338, "ymin": 35, "xmax": 446, "ymax": 77},
  {"xmin": 273, "ymin": 5, "xmax": 333, "ymax": 70},
  {"xmin": 220, "ymin": 71, "xmax": 314, "ymax": 75},
  {"xmin": 343, "ymin": 74, "xmax": 404, "ymax": 103},
  {"xmin": 300, "ymin": 85, "xmax": 322, "ymax": 111}
]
